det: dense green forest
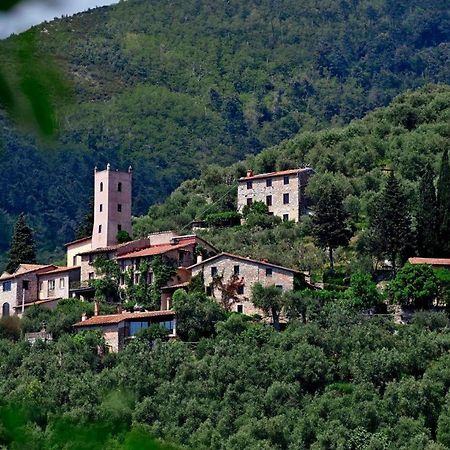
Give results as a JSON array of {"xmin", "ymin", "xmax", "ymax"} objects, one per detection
[
  {"xmin": 1, "ymin": 0, "xmax": 449, "ymax": 268},
  {"xmin": 2, "ymin": 295, "xmax": 450, "ymax": 449},
  {"xmin": 134, "ymin": 84, "xmax": 450, "ymax": 274}
]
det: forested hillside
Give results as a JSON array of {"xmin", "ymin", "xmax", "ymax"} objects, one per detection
[
  {"xmin": 134, "ymin": 84, "xmax": 450, "ymax": 270},
  {"xmin": 0, "ymin": 0, "xmax": 449, "ymax": 268}
]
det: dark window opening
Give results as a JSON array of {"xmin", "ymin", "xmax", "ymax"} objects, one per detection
[
  {"xmin": 234, "ymin": 265, "xmax": 240, "ymax": 275},
  {"xmin": 237, "ymin": 285, "xmax": 244, "ymax": 295},
  {"xmin": 247, "ymin": 198, "xmax": 253, "ymax": 206},
  {"xmin": 117, "ymin": 204, "xmax": 122, "ymax": 212},
  {"xmin": 283, "ymin": 193, "xmax": 290, "ymax": 204},
  {"xmin": 266, "ymin": 178, "xmax": 272, "ymax": 187},
  {"xmin": 100, "ymin": 182, "xmax": 103, "ymax": 192},
  {"xmin": 247, "ymin": 181, "xmax": 253, "ymax": 189},
  {"xmin": 283, "ymin": 214, "xmax": 289, "ymax": 222},
  {"xmin": 283, "ymin": 176, "xmax": 290, "ymax": 185},
  {"xmin": 118, "ymin": 182, "xmax": 122, "ymax": 192},
  {"xmin": 266, "ymin": 268, "xmax": 273, "ymax": 277},
  {"xmin": 22, "ymin": 280, "xmax": 29, "ymax": 290},
  {"xmin": 211, "ymin": 267, "xmax": 218, "ymax": 277},
  {"xmin": 2, "ymin": 303, "xmax": 10, "ymax": 317},
  {"xmin": 266, "ymin": 195, "xmax": 272, "ymax": 206},
  {"xmin": 237, "ymin": 304, "xmax": 243, "ymax": 313}
]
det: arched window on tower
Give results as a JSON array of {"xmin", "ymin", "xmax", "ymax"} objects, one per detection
[
  {"xmin": 2, "ymin": 303, "xmax": 10, "ymax": 317},
  {"xmin": 118, "ymin": 182, "xmax": 122, "ymax": 192},
  {"xmin": 100, "ymin": 182, "xmax": 103, "ymax": 192}
]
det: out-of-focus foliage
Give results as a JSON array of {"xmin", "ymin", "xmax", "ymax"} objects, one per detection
[
  {"xmin": 1, "ymin": 0, "xmax": 449, "ymax": 268},
  {"xmin": 3, "ymin": 299, "xmax": 450, "ymax": 448}
]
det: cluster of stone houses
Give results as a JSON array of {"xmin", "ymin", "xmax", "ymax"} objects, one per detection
[{"xmin": 0, "ymin": 164, "xmax": 313, "ymax": 351}]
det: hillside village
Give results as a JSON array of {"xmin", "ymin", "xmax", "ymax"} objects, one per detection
[{"xmin": 0, "ymin": 164, "xmax": 320, "ymax": 351}]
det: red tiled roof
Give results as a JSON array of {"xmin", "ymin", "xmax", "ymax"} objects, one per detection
[
  {"xmin": 39, "ymin": 266, "xmax": 81, "ymax": 275},
  {"xmin": 64, "ymin": 236, "xmax": 92, "ymax": 247},
  {"xmin": 189, "ymin": 252, "xmax": 301, "ymax": 274},
  {"xmin": 408, "ymin": 257, "xmax": 450, "ymax": 266},
  {"xmin": 74, "ymin": 310, "xmax": 175, "ymax": 327},
  {"xmin": 116, "ymin": 239, "xmax": 197, "ymax": 260},
  {"xmin": 0, "ymin": 264, "xmax": 57, "ymax": 281},
  {"xmin": 239, "ymin": 167, "xmax": 313, "ymax": 181}
]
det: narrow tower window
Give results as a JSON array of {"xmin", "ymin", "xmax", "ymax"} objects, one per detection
[
  {"xmin": 100, "ymin": 182, "xmax": 103, "ymax": 192},
  {"xmin": 117, "ymin": 204, "xmax": 122, "ymax": 212},
  {"xmin": 100, "ymin": 204, "xmax": 103, "ymax": 212},
  {"xmin": 118, "ymin": 182, "xmax": 122, "ymax": 192},
  {"xmin": 98, "ymin": 225, "xmax": 102, "ymax": 233}
]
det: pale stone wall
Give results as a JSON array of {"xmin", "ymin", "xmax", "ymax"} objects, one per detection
[
  {"xmin": 92, "ymin": 167, "xmax": 132, "ymax": 250},
  {"xmin": 0, "ymin": 279, "xmax": 18, "ymax": 317},
  {"xmin": 237, "ymin": 169, "xmax": 313, "ymax": 222},
  {"xmin": 67, "ymin": 238, "xmax": 92, "ymax": 267},
  {"xmin": 192, "ymin": 255, "xmax": 295, "ymax": 316},
  {"xmin": 38, "ymin": 273, "xmax": 71, "ymax": 300},
  {"xmin": 148, "ymin": 231, "xmax": 178, "ymax": 245}
]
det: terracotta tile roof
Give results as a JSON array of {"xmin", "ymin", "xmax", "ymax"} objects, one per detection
[
  {"xmin": 0, "ymin": 264, "xmax": 57, "ymax": 281},
  {"xmin": 116, "ymin": 239, "xmax": 197, "ymax": 260},
  {"xmin": 239, "ymin": 167, "xmax": 313, "ymax": 181},
  {"xmin": 64, "ymin": 236, "xmax": 92, "ymax": 247},
  {"xmin": 408, "ymin": 257, "xmax": 450, "ymax": 266},
  {"xmin": 74, "ymin": 310, "xmax": 175, "ymax": 327},
  {"xmin": 38, "ymin": 266, "xmax": 81, "ymax": 275},
  {"xmin": 189, "ymin": 252, "xmax": 301, "ymax": 274}
]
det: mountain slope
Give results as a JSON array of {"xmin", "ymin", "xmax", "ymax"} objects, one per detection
[{"xmin": 0, "ymin": 0, "xmax": 449, "ymax": 266}]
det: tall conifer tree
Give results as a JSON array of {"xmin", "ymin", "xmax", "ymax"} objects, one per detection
[
  {"xmin": 370, "ymin": 172, "xmax": 413, "ymax": 275},
  {"xmin": 312, "ymin": 183, "xmax": 352, "ymax": 272},
  {"xmin": 416, "ymin": 163, "xmax": 437, "ymax": 257},
  {"xmin": 5, "ymin": 213, "xmax": 36, "ymax": 274},
  {"xmin": 437, "ymin": 150, "xmax": 450, "ymax": 256}
]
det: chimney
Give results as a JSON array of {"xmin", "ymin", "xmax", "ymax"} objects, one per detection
[
  {"xmin": 81, "ymin": 312, "xmax": 87, "ymax": 322},
  {"xmin": 246, "ymin": 169, "xmax": 254, "ymax": 178},
  {"xmin": 94, "ymin": 301, "xmax": 100, "ymax": 316},
  {"xmin": 117, "ymin": 304, "xmax": 123, "ymax": 314},
  {"xmin": 196, "ymin": 254, "xmax": 203, "ymax": 264}
]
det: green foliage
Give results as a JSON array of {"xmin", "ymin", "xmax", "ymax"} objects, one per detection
[
  {"xmin": 117, "ymin": 230, "xmax": 132, "ymax": 244},
  {"xmin": 204, "ymin": 211, "xmax": 241, "ymax": 228},
  {"xmin": 172, "ymin": 289, "xmax": 225, "ymax": 341},
  {"xmin": 251, "ymin": 283, "xmax": 285, "ymax": 330},
  {"xmin": 311, "ymin": 178, "xmax": 353, "ymax": 271},
  {"xmin": 344, "ymin": 272, "xmax": 383, "ymax": 309},
  {"xmin": 437, "ymin": 149, "xmax": 450, "ymax": 256},
  {"xmin": 5, "ymin": 213, "xmax": 36, "ymax": 274},
  {"xmin": 92, "ymin": 257, "xmax": 121, "ymax": 303},
  {"xmin": 369, "ymin": 172, "xmax": 414, "ymax": 274},
  {"xmin": 388, "ymin": 263, "xmax": 439, "ymax": 309}
]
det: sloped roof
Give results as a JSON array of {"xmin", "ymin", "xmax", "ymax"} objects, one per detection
[
  {"xmin": 408, "ymin": 257, "xmax": 450, "ymax": 266},
  {"xmin": 38, "ymin": 266, "xmax": 81, "ymax": 276},
  {"xmin": 239, "ymin": 167, "xmax": 313, "ymax": 181},
  {"xmin": 64, "ymin": 236, "xmax": 92, "ymax": 247},
  {"xmin": 116, "ymin": 239, "xmax": 197, "ymax": 260},
  {"xmin": 0, "ymin": 264, "xmax": 57, "ymax": 281},
  {"xmin": 74, "ymin": 310, "xmax": 175, "ymax": 327},
  {"xmin": 189, "ymin": 252, "xmax": 300, "ymax": 274}
]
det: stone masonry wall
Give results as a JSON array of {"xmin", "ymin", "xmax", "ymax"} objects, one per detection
[{"xmin": 192, "ymin": 255, "xmax": 295, "ymax": 316}]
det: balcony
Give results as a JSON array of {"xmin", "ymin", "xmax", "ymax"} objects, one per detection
[{"xmin": 70, "ymin": 280, "xmax": 93, "ymax": 290}]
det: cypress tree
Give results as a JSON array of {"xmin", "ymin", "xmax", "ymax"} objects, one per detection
[
  {"xmin": 5, "ymin": 213, "xmax": 37, "ymax": 274},
  {"xmin": 437, "ymin": 149, "xmax": 450, "ymax": 256},
  {"xmin": 312, "ymin": 183, "xmax": 352, "ymax": 272},
  {"xmin": 416, "ymin": 163, "xmax": 437, "ymax": 257},
  {"xmin": 370, "ymin": 172, "xmax": 413, "ymax": 275}
]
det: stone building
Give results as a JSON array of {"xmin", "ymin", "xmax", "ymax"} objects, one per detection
[
  {"xmin": 73, "ymin": 310, "xmax": 176, "ymax": 352},
  {"xmin": 189, "ymin": 252, "xmax": 303, "ymax": 317},
  {"xmin": 237, "ymin": 168, "xmax": 314, "ymax": 222}
]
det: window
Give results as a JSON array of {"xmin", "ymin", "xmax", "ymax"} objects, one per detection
[
  {"xmin": 22, "ymin": 280, "xmax": 29, "ymax": 290},
  {"xmin": 246, "ymin": 181, "xmax": 253, "ymax": 189},
  {"xmin": 234, "ymin": 265, "xmax": 240, "ymax": 275},
  {"xmin": 39, "ymin": 282, "xmax": 43, "ymax": 291},
  {"xmin": 48, "ymin": 280, "xmax": 55, "ymax": 291},
  {"xmin": 266, "ymin": 178, "xmax": 272, "ymax": 187},
  {"xmin": 100, "ymin": 182, "xmax": 103, "ymax": 192},
  {"xmin": 118, "ymin": 224, "xmax": 122, "ymax": 231},
  {"xmin": 211, "ymin": 267, "xmax": 218, "ymax": 277},
  {"xmin": 88, "ymin": 254, "xmax": 94, "ymax": 264},
  {"xmin": 283, "ymin": 175, "xmax": 290, "ymax": 185},
  {"xmin": 129, "ymin": 320, "xmax": 148, "ymax": 336},
  {"xmin": 206, "ymin": 286, "xmax": 212, "ymax": 296},
  {"xmin": 99, "ymin": 204, "xmax": 103, "ymax": 212},
  {"xmin": 59, "ymin": 278, "xmax": 65, "ymax": 289},
  {"xmin": 266, "ymin": 268, "xmax": 273, "ymax": 277},
  {"xmin": 2, "ymin": 281, "xmax": 11, "ymax": 292},
  {"xmin": 275, "ymin": 285, "xmax": 283, "ymax": 291},
  {"xmin": 237, "ymin": 304, "xmax": 244, "ymax": 313},
  {"xmin": 98, "ymin": 225, "xmax": 102, "ymax": 233},
  {"xmin": 283, "ymin": 193, "xmax": 290, "ymax": 204},
  {"xmin": 283, "ymin": 214, "xmax": 289, "ymax": 222},
  {"xmin": 118, "ymin": 182, "xmax": 122, "ymax": 192},
  {"xmin": 237, "ymin": 285, "xmax": 244, "ymax": 295},
  {"xmin": 159, "ymin": 319, "xmax": 175, "ymax": 334},
  {"xmin": 266, "ymin": 195, "xmax": 272, "ymax": 206},
  {"xmin": 117, "ymin": 204, "xmax": 122, "ymax": 212},
  {"xmin": 2, "ymin": 303, "xmax": 10, "ymax": 317},
  {"xmin": 73, "ymin": 256, "xmax": 77, "ymax": 266},
  {"xmin": 246, "ymin": 198, "xmax": 253, "ymax": 206},
  {"xmin": 88, "ymin": 272, "xmax": 95, "ymax": 280}
]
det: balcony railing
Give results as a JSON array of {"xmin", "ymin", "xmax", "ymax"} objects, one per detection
[{"xmin": 70, "ymin": 280, "xmax": 93, "ymax": 290}]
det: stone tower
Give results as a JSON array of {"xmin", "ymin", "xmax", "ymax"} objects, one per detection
[{"xmin": 91, "ymin": 164, "xmax": 132, "ymax": 249}]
